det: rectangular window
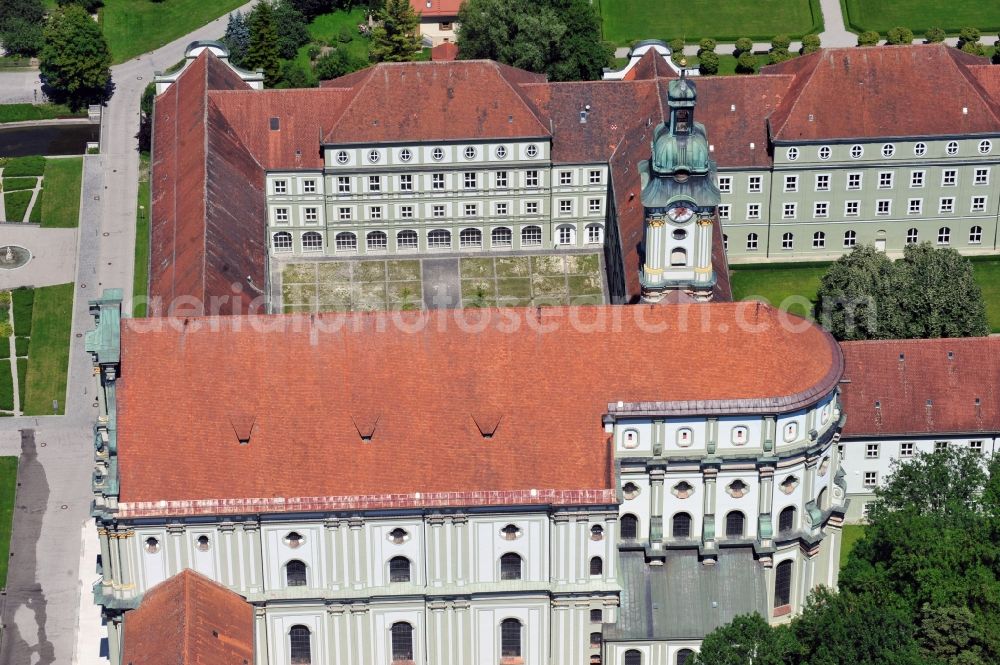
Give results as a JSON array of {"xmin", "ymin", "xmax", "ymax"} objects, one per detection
[
  {"xmin": 876, "ymin": 200, "xmax": 891, "ymax": 216},
  {"xmin": 338, "ymin": 207, "xmax": 351, "ymax": 221},
  {"xmin": 273, "ymin": 179, "xmax": 287, "ymax": 194},
  {"xmin": 974, "ymin": 167, "xmax": 989, "ymax": 185},
  {"xmin": 815, "ymin": 174, "xmax": 830, "ymax": 191},
  {"xmin": 942, "ymin": 169, "xmax": 957, "ymax": 186},
  {"xmin": 559, "ymin": 199, "xmax": 572, "ymax": 215},
  {"xmin": 303, "ymin": 207, "xmax": 318, "ymax": 223},
  {"xmin": 495, "ymin": 202, "xmax": 508, "ymax": 216},
  {"xmin": 589, "ymin": 169, "xmax": 602, "ymax": 185},
  {"xmin": 718, "ymin": 204, "xmax": 731, "ymax": 220},
  {"xmin": 972, "ymin": 196, "xmax": 987, "ymax": 212},
  {"xmin": 845, "ymin": 201, "xmax": 860, "ymax": 216},
  {"xmin": 303, "ymin": 179, "xmax": 316, "ymax": 193},
  {"xmin": 970, "ymin": 440, "xmax": 984, "ymax": 452},
  {"xmin": 432, "ymin": 173, "xmax": 445, "ymax": 190},
  {"xmin": 399, "ymin": 174, "xmax": 413, "ymax": 191},
  {"xmin": 814, "ymin": 202, "xmax": 828, "ymax": 218},
  {"xmin": 588, "ymin": 198, "xmax": 602, "ymax": 213},
  {"xmin": 910, "ymin": 170, "xmax": 924, "ymax": 188},
  {"xmin": 862, "ymin": 502, "xmax": 872, "ymax": 519},
  {"xmin": 863, "ymin": 471, "xmax": 878, "ymax": 487},
  {"xmin": 747, "ymin": 203, "xmax": 760, "ymax": 219},
  {"xmin": 400, "ymin": 205, "xmax": 414, "ymax": 219},
  {"xmin": 464, "ymin": 203, "xmax": 477, "ymax": 217},
  {"xmin": 337, "ymin": 176, "xmax": 351, "ymax": 193},
  {"xmin": 899, "ymin": 442, "xmax": 914, "ymax": 457},
  {"xmin": 865, "ymin": 443, "xmax": 880, "ymax": 459},
  {"xmin": 783, "ymin": 202, "xmax": 796, "ymax": 219},
  {"xmin": 369, "ymin": 206, "xmax": 383, "ymax": 220},
  {"xmin": 559, "ymin": 171, "xmax": 573, "ymax": 185},
  {"xmin": 432, "ymin": 204, "xmax": 446, "ymax": 218},
  {"xmin": 495, "ymin": 171, "xmax": 508, "ymax": 188},
  {"xmin": 878, "ymin": 172, "xmax": 894, "ymax": 189},
  {"xmin": 368, "ymin": 175, "xmax": 381, "ymax": 192},
  {"xmin": 525, "ymin": 201, "xmax": 539, "ymax": 215},
  {"xmin": 526, "ymin": 170, "xmax": 539, "ymax": 187},
  {"xmin": 939, "ymin": 197, "xmax": 955, "ymax": 214},
  {"xmin": 783, "ymin": 175, "xmax": 798, "ymax": 192},
  {"xmin": 935, "ymin": 441, "xmax": 948, "ymax": 452},
  {"xmin": 908, "ymin": 198, "xmax": 922, "ymax": 214},
  {"xmin": 274, "ymin": 207, "xmax": 289, "ymax": 224},
  {"xmin": 718, "ymin": 176, "xmax": 732, "ymax": 193},
  {"xmin": 748, "ymin": 175, "xmax": 762, "ymax": 193},
  {"xmin": 464, "ymin": 172, "xmax": 477, "ymax": 189},
  {"xmin": 847, "ymin": 173, "xmax": 862, "ymax": 190}
]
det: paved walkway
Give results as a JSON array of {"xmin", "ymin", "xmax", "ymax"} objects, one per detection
[
  {"xmin": 0, "ymin": 70, "xmax": 43, "ymax": 104},
  {"xmin": 0, "ymin": 225, "xmax": 77, "ymax": 291}
]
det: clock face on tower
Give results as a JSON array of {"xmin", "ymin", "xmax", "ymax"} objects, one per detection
[{"xmin": 666, "ymin": 201, "xmax": 696, "ymax": 224}]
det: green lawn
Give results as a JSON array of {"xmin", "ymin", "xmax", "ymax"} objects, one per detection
[
  {"xmin": 290, "ymin": 8, "xmax": 372, "ymax": 81},
  {"xmin": 11, "ymin": 289, "xmax": 33, "ymax": 336},
  {"xmin": 1, "ymin": 177, "xmax": 38, "ymax": 191},
  {"xmin": 842, "ymin": 0, "xmax": 1000, "ymax": 34},
  {"xmin": 1, "ymin": 156, "xmax": 45, "ymax": 177},
  {"xmin": 39, "ymin": 158, "xmax": 83, "ymax": 228},
  {"xmin": 0, "ymin": 103, "xmax": 86, "ymax": 124},
  {"xmin": 840, "ymin": 524, "xmax": 866, "ymax": 569},
  {"xmin": 3, "ymin": 190, "xmax": 32, "ymax": 223},
  {"xmin": 729, "ymin": 263, "xmax": 830, "ymax": 319},
  {"xmin": 0, "ymin": 362, "xmax": 11, "ymax": 411},
  {"xmin": 598, "ymin": 0, "xmax": 823, "ymax": 44},
  {"xmin": 971, "ymin": 256, "xmax": 1000, "ymax": 332},
  {"xmin": 0, "ymin": 456, "xmax": 17, "ymax": 587},
  {"xmin": 133, "ymin": 154, "xmax": 150, "ymax": 318},
  {"xmin": 22, "ymin": 283, "xmax": 74, "ymax": 416},
  {"xmin": 100, "ymin": 0, "xmax": 247, "ymax": 64}
]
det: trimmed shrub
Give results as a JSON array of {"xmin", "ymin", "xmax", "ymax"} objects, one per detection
[
  {"xmin": 801, "ymin": 34, "xmax": 821, "ymax": 54},
  {"xmin": 698, "ymin": 51, "xmax": 720, "ymax": 75},
  {"xmin": 698, "ymin": 37, "xmax": 716, "ymax": 54},
  {"xmin": 959, "ymin": 27, "xmax": 981, "ymax": 44},
  {"xmin": 736, "ymin": 51, "xmax": 758, "ymax": 74},
  {"xmin": 925, "ymin": 27, "xmax": 946, "ymax": 43},
  {"xmin": 734, "ymin": 37, "xmax": 753, "ymax": 54},
  {"xmin": 886, "ymin": 27, "xmax": 914, "ymax": 45},
  {"xmin": 769, "ymin": 48, "xmax": 793, "ymax": 65},
  {"xmin": 771, "ymin": 34, "xmax": 791, "ymax": 51},
  {"xmin": 858, "ymin": 31, "xmax": 880, "ymax": 47}
]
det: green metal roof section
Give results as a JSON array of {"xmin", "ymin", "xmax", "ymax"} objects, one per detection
[
  {"xmin": 604, "ymin": 550, "xmax": 768, "ymax": 641},
  {"xmin": 86, "ymin": 288, "xmax": 122, "ymax": 367}
]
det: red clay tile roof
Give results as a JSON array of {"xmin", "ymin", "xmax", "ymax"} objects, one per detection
[
  {"xmin": 763, "ymin": 45, "xmax": 1000, "ymax": 142},
  {"xmin": 122, "ymin": 569, "xmax": 253, "ymax": 665},
  {"xmin": 623, "ymin": 48, "xmax": 679, "ymax": 82},
  {"xmin": 696, "ymin": 75, "xmax": 792, "ymax": 169},
  {"xmin": 840, "ymin": 337, "xmax": 1000, "ymax": 438},
  {"xmin": 321, "ymin": 60, "xmax": 550, "ymax": 144},
  {"xmin": 116, "ymin": 304, "xmax": 840, "ymax": 510},
  {"xmin": 411, "ymin": 0, "xmax": 463, "ymax": 18},
  {"xmin": 432, "ymin": 41, "xmax": 459, "ymax": 61}
]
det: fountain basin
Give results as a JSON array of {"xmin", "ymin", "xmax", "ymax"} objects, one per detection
[{"xmin": 0, "ymin": 245, "xmax": 31, "ymax": 269}]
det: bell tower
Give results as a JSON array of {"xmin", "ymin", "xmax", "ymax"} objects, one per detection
[{"xmin": 638, "ymin": 75, "xmax": 721, "ymax": 302}]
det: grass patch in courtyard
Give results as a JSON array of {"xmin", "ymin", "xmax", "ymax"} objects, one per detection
[
  {"xmin": 39, "ymin": 158, "xmax": 82, "ymax": 228},
  {"xmin": 0, "ymin": 103, "xmax": 86, "ymax": 124},
  {"xmin": 100, "ymin": 0, "xmax": 247, "ymax": 64},
  {"xmin": 1, "ymin": 177, "xmax": 37, "ymax": 192},
  {"xmin": 842, "ymin": 0, "xmax": 1000, "ymax": 34},
  {"xmin": 0, "ymin": 363, "xmax": 11, "ymax": 411},
  {"xmin": 840, "ymin": 524, "xmax": 866, "ymax": 569},
  {"xmin": 1, "ymin": 156, "xmax": 45, "ymax": 178},
  {"xmin": 3, "ymin": 190, "xmax": 32, "ymax": 223},
  {"xmin": 22, "ymin": 283, "xmax": 73, "ymax": 416},
  {"xmin": 598, "ymin": 0, "xmax": 823, "ymax": 44},
  {"xmin": 970, "ymin": 256, "xmax": 1000, "ymax": 332},
  {"xmin": 133, "ymin": 154, "xmax": 150, "ymax": 317},
  {"xmin": 11, "ymin": 289, "xmax": 32, "ymax": 336},
  {"xmin": 0, "ymin": 457, "xmax": 18, "ymax": 587},
  {"xmin": 729, "ymin": 262, "xmax": 830, "ymax": 319}
]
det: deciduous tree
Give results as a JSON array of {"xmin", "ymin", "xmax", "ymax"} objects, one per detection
[
  {"xmin": 816, "ymin": 245, "xmax": 904, "ymax": 340},
  {"xmin": 800, "ymin": 34, "xmax": 821, "ymax": 54},
  {"xmin": 693, "ymin": 613, "xmax": 795, "ymax": 665},
  {"xmin": 894, "ymin": 243, "xmax": 990, "ymax": 338},
  {"xmin": 39, "ymin": 5, "xmax": 113, "ymax": 109},
  {"xmin": 369, "ymin": 0, "xmax": 421, "ymax": 62},
  {"xmin": 314, "ymin": 47, "xmax": 365, "ymax": 80},
  {"xmin": 272, "ymin": 0, "xmax": 311, "ymax": 60},
  {"xmin": 0, "ymin": 0, "xmax": 45, "ymax": 56}
]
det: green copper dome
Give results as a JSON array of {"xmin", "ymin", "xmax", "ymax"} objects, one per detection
[
  {"xmin": 650, "ymin": 122, "xmax": 711, "ymax": 176},
  {"xmin": 668, "ymin": 78, "xmax": 697, "ymax": 105}
]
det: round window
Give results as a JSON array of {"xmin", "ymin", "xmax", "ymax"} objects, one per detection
[
  {"xmin": 336, "ymin": 150, "xmax": 349, "ymax": 165},
  {"xmin": 818, "ymin": 146, "xmax": 831, "ymax": 160},
  {"xmin": 526, "ymin": 144, "xmax": 538, "ymax": 158},
  {"xmin": 672, "ymin": 229, "xmax": 687, "ymax": 240},
  {"xmin": 431, "ymin": 147, "xmax": 444, "ymax": 161},
  {"xmin": 622, "ymin": 482, "xmax": 641, "ymax": 500},
  {"xmin": 145, "ymin": 537, "xmax": 160, "ymax": 554},
  {"xmin": 914, "ymin": 142, "xmax": 927, "ymax": 156},
  {"xmin": 284, "ymin": 531, "xmax": 304, "ymax": 548},
  {"xmin": 196, "ymin": 535, "xmax": 210, "ymax": 552},
  {"xmin": 947, "ymin": 141, "xmax": 959, "ymax": 156},
  {"xmin": 979, "ymin": 139, "xmax": 992, "ymax": 154},
  {"xmin": 882, "ymin": 143, "xmax": 895, "ymax": 158},
  {"xmin": 388, "ymin": 528, "xmax": 408, "ymax": 544},
  {"xmin": 786, "ymin": 147, "xmax": 799, "ymax": 161},
  {"xmin": 399, "ymin": 148, "xmax": 412, "ymax": 162},
  {"xmin": 500, "ymin": 524, "xmax": 521, "ymax": 541},
  {"xmin": 850, "ymin": 145, "xmax": 863, "ymax": 159},
  {"xmin": 368, "ymin": 149, "xmax": 380, "ymax": 164},
  {"xmin": 464, "ymin": 146, "xmax": 477, "ymax": 160},
  {"xmin": 590, "ymin": 524, "xmax": 604, "ymax": 541},
  {"xmin": 495, "ymin": 145, "xmax": 508, "ymax": 159}
]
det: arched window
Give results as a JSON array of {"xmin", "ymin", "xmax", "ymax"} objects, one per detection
[
  {"xmin": 781, "ymin": 232, "xmax": 794, "ymax": 250},
  {"xmin": 970, "ymin": 225, "xmax": 983, "ymax": 244},
  {"xmin": 334, "ymin": 231, "xmax": 357, "ymax": 251},
  {"xmin": 778, "ymin": 506, "xmax": 795, "ymax": 534},
  {"xmin": 812, "ymin": 231, "xmax": 825, "ymax": 248},
  {"xmin": 676, "ymin": 649, "xmax": 694, "ymax": 665},
  {"xmin": 289, "ymin": 625, "xmax": 312, "ymax": 664},
  {"xmin": 500, "ymin": 618, "xmax": 522, "ymax": 657},
  {"xmin": 620, "ymin": 514, "xmax": 638, "ymax": 540},
  {"xmin": 302, "ymin": 231, "xmax": 323, "ymax": 252},
  {"xmin": 586, "ymin": 224, "xmax": 604, "ymax": 244},
  {"xmin": 556, "ymin": 224, "xmax": 576, "ymax": 245},
  {"xmin": 725, "ymin": 511, "xmax": 745, "ymax": 538},
  {"xmin": 391, "ymin": 622, "xmax": 414, "ymax": 661},
  {"xmin": 746, "ymin": 232, "xmax": 758, "ymax": 251},
  {"xmin": 670, "ymin": 247, "xmax": 687, "ymax": 266},
  {"xmin": 672, "ymin": 512, "xmax": 692, "ymax": 539},
  {"xmin": 590, "ymin": 556, "xmax": 603, "ymax": 576},
  {"xmin": 590, "ymin": 524, "xmax": 604, "ymax": 541},
  {"xmin": 397, "ymin": 229, "xmax": 418, "ymax": 249},
  {"xmin": 843, "ymin": 230, "xmax": 856, "ymax": 247},
  {"xmin": 286, "ymin": 560, "xmax": 307, "ymax": 587},
  {"xmin": 937, "ymin": 226, "xmax": 951, "ymax": 245},
  {"xmin": 906, "ymin": 228, "xmax": 919, "ymax": 245},
  {"xmin": 428, "ymin": 228, "xmax": 451, "ymax": 248},
  {"xmin": 723, "ymin": 233, "xmax": 728, "ymax": 251},
  {"xmin": 500, "ymin": 552, "xmax": 523, "ymax": 580},
  {"xmin": 366, "ymin": 231, "xmax": 387, "ymax": 251},
  {"xmin": 273, "ymin": 231, "xmax": 292, "ymax": 251},
  {"xmin": 460, "ymin": 227, "xmax": 482, "ymax": 247},
  {"xmin": 590, "ymin": 631, "xmax": 602, "ymax": 647},
  {"xmin": 492, "ymin": 227, "xmax": 513, "ymax": 248},
  {"xmin": 389, "ymin": 556, "xmax": 411, "ymax": 583},
  {"xmin": 521, "ymin": 225, "xmax": 542, "ymax": 246},
  {"xmin": 816, "ymin": 487, "xmax": 827, "ymax": 511},
  {"xmin": 774, "ymin": 560, "xmax": 793, "ymax": 608},
  {"xmin": 624, "ymin": 649, "xmax": 642, "ymax": 665}
]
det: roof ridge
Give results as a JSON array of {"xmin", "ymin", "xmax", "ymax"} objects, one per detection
[
  {"xmin": 766, "ymin": 50, "xmax": 824, "ymax": 140},
  {"xmin": 942, "ymin": 47, "xmax": 1000, "ymax": 126}
]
